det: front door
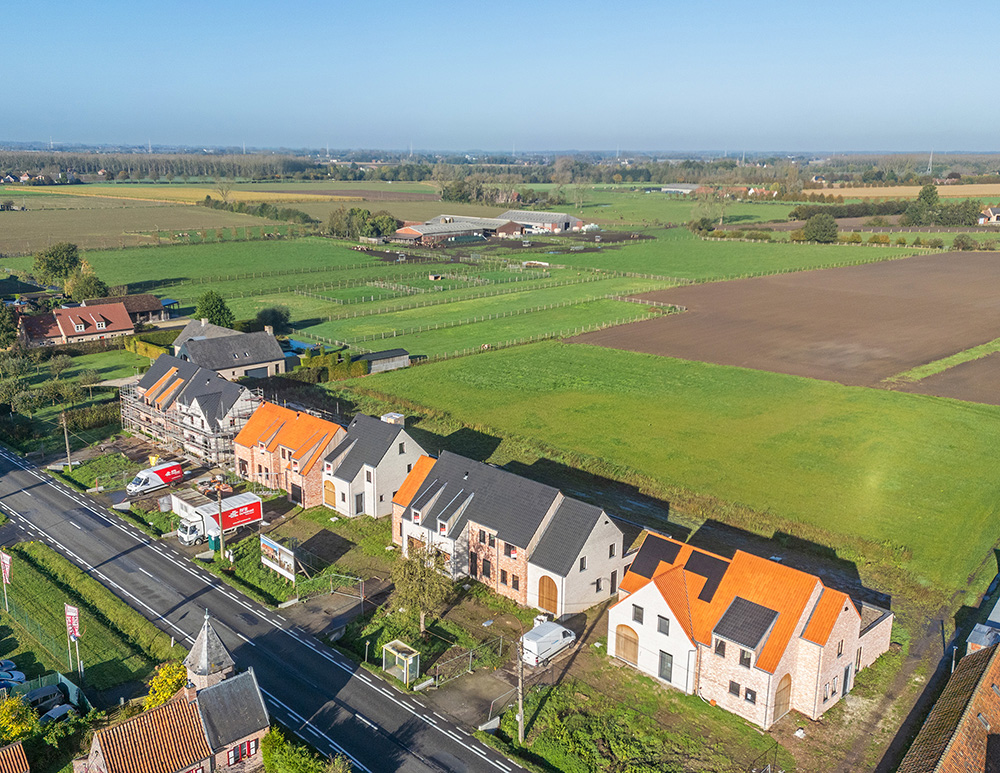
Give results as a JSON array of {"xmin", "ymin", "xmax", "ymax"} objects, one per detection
[
  {"xmin": 774, "ymin": 674, "xmax": 792, "ymax": 721},
  {"xmin": 538, "ymin": 575, "xmax": 558, "ymax": 614},
  {"xmin": 290, "ymin": 483, "xmax": 302, "ymax": 505},
  {"xmin": 615, "ymin": 624, "xmax": 639, "ymax": 665},
  {"xmin": 469, "ymin": 551, "xmax": 477, "ymax": 578},
  {"xmin": 843, "ymin": 664, "xmax": 852, "ymax": 695},
  {"xmin": 610, "ymin": 570, "xmax": 618, "ymax": 594},
  {"xmin": 355, "ymin": 492, "xmax": 364, "ymax": 515}
]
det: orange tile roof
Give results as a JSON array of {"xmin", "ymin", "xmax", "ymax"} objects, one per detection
[
  {"xmin": 0, "ymin": 741, "xmax": 28, "ymax": 773},
  {"xmin": 393, "ymin": 455, "xmax": 436, "ymax": 507},
  {"xmin": 235, "ymin": 402, "xmax": 344, "ymax": 475},
  {"xmin": 615, "ymin": 532, "xmax": 828, "ymax": 674},
  {"xmin": 95, "ymin": 699, "xmax": 212, "ymax": 773},
  {"xmin": 801, "ymin": 588, "xmax": 856, "ymax": 646}
]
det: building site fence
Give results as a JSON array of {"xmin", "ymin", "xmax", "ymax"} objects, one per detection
[{"xmin": 433, "ymin": 635, "xmax": 509, "ymax": 687}]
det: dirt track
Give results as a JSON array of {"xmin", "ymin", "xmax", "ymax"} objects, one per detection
[{"xmin": 571, "ymin": 252, "xmax": 1000, "ymax": 390}]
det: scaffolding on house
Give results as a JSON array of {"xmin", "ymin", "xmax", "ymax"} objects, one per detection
[{"xmin": 120, "ymin": 382, "xmax": 262, "ymax": 468}]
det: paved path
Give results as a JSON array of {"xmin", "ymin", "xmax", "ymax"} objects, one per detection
[{"xmin": 0, "ymin": 448, "xmax": 519, "ymax": 773}]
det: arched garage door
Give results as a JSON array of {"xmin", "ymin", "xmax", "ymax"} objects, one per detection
[
  {"xmin": 615, "ymin": 625, "xmax": 639, "ymax": 665},
  {"xmin": 538, "ymin": 576, "xmax": 558, "ymax": 615},
  {"xmin": 774, "ymin": 674, "xmax": 792, "ymax": 721}
]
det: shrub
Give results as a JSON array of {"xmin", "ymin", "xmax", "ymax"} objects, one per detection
[
  {"xmin": 868, "ymin": 233, "xmax": 891, "ymax": 244},
  {"xmin": 912, "ymin": 236, "xmax": 923, "ymax": 246},
  {"xmin": 145, "ymin": 661, "xmax": 187, "ymax": 709},
  {"xmin": 789, "ymin": 229, "xmax": 807, "ymax": 242},
  {"xmin": 952, "ymin": 234, "xmax": 977, "ymax": 251},
  {"xmin": 927, "ymin": 238, "xmax": 945, "ymax": 248},
  {"xmin": 895, "ymin": 237, "xmax": 908, "ymax": 245}
]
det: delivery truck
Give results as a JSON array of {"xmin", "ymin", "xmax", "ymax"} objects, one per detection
[
  {"xmin": 521, "ymin": 619, "xmax": 576, "ymax": 666},
  {"xmin": 126, "ymin": 461, "xmax": 183, "ymax": 496},
  {"xmin": 171, "ymin": 490, "xmax": 263, "ymax": 547}
]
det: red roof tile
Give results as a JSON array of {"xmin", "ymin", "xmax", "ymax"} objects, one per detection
[
  {"xmin": 95, "ymin": 699, "xmax": 212, "ymax": 773},
  {"xmin": 393, "ymin": 455, "xmax": 436, "ymax": 507},
  {"xmin": 235, "ymin": 402, "xmax": 344, "ymax": 475},
  {"xmin": 0, "ymin": 742, "xmax": 28, "ymax": 773}
]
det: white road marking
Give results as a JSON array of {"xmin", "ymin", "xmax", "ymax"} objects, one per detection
[
  {"xmin": 354, "ymin": 713, "xmax": 377, "ymax": 729},
  {"xmin": 69, "ymin": 522, "xmax": 82, "ymax": 530}
]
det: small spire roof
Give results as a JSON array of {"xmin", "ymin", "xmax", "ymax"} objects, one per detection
[{"xmin": 184, "ymin": 610, "xmax": 235, "ymax": 677}]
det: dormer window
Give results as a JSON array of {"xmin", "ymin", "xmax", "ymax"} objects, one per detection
[
  {"xmin": 438, "ymin": 522, "xmax": 446, "ymax": 535},
  {"xmin": 74, "ymin": 324, "xmax": 84, "ymax": 332},
  {"xmin": 412, "ymin": 510, "xmax": 421, "ymax": 525}
]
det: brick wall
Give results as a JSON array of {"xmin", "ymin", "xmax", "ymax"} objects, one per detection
[
  {"xmin": 814, "ymin": 602, "xmax": 863, "ymax": 719},
  {"xmin": 391, "ymin": 503, "xmax": 404, "ymax": 547},
  {"xmin": 214, "ymin": 728, "xmax": 268, "ymax": 773},
  {"xmin": 938, "ymin": 652, "xmax": 1000, "ymax": 772},
  {"xmin": 467, "ymin": 521, "xmax": 529, "ymax": 606},
  {"xmin": 697, "ymin": 640, "xmax": 773, "ymax": 727},
  {"xmin": 858, "ymin": 611, "xmax": 893, "ymax": 671}
]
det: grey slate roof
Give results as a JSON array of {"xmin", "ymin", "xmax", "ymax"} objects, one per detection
[
  {"xmin": 326, "ymin": 414, "xmax": 404, "ymax": 483},
  {"xmin": 197, "ymin": 669, "xmax": 269, "ymax": 751},
  {"xmin": 138, "ymin": 355, "xmax": 248, "ymax": 431},
  {"xmin": 355, "ymin": 348, "xmax": 409, "ymax": 363},
  {"xmin": 405, "ymin": 451, "xmax": 561, "ymax": 549},
  {"xmin": 530, "ymin": 497, "xmax": 606, "ymax": 576},
  {"xmin": 183, "ymin": 331, "xmax": 284, "ymax": 371},
  {"xmin": 173, "ymin": 319, "xmax": 241, "ymax": 349},
  {"xmin": 713, "ymin": 597, "xmax": 779, "ymax": 650},
  {"xmin": 183, "ymin": 612, "xmax": 235, "ymax": 678}
]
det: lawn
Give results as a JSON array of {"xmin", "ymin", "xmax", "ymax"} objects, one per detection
[
  {"xmin": 342, "ymin": 341, "xmax": 1000, "ymax": 600},
  {"xmin": 5, "ymin": 542, "xmax": 181, "ymax": 689},
  {"xmin": 545, "ymin": 228, "xmax": 917, "ymax": 279},
  {"xmin": 58, "ymin": 453, "xmax": 142, "ymax": 491}
]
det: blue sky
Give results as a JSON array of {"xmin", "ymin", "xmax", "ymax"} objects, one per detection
[{"xmin": 5, "ymin": 0, "xmax": 994, "ymax": 152}]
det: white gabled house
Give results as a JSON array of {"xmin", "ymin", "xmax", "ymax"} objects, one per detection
[{"xmin": 322, "ymin": 413, "xmax": 425, "ymax": 517}]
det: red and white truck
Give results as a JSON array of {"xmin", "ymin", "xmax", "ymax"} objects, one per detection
[
  {"xmin": 126, "ymin": 462, "xmax": 183, "ymax": 496},
  {"xmin": 170, "ymin": 491, "xmax": 263, "ymax": 547}
]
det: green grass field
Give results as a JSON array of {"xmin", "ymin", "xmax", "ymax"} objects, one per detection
[
  {"xmin": 343, "ymin": 341, "xmax": 1000, "ymax": 599},
  {"xmin": 548, "ymin": 228, "xmax": 916, "ymax": 279}
]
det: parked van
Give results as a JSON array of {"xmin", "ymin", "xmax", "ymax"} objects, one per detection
[
  {"xmin": 126, "ymin": 462, "xmax": 183, "ymax": 496},
  {"xmin": 521, "ymin": 620, "xmax": 576, "ymax": 666}
]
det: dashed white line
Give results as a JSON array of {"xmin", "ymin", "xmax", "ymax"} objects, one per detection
[
  {"xmin": 354, "ymin": 713, "xmax": 376, "ymax": 730},
  {"xmin": 69, "ymin": 522, "xmax": 82, "ymax": 530}
]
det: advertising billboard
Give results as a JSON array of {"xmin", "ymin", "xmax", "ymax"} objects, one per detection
[{"xmin": 260, "ymin": 535, "xmax": 296, "ymax": 582}]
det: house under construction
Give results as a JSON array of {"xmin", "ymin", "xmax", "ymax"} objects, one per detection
[{"xmin": 121, "ymin": 354, "xmax": 261, "ymax": 467}]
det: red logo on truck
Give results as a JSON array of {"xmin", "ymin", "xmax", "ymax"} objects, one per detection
[{"xmin": 153, "ymin": 463, "xmax": 183, "ymax": 485}]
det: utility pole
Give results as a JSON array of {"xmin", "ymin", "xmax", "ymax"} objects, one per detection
[
  {"xmin": 517, "ymin": 636, "xmax": 525, "ymax": 744},
  {"xmin": 61, "ymin": 412, "xmax": 72, "ymax": 471},
  {"xmin": 216, "ymin": 484, "xmax": 227, "ymax": 564}
]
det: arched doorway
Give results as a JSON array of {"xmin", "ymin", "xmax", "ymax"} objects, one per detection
[
  {"xmin": 774, "ymin": 674, "xmax": 792, "ymax": 721},
  {"xmin": 615, "ymin": 625, "xmax": 639, "ymax": 665},
  {"xmin": 538, "ymin": 576, "xmax": 558, "ymax": 614}
]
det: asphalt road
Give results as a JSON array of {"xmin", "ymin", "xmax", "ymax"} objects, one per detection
[{"xmin": 0, "ymin": 448, "xmax": 520, "ymax": 773}]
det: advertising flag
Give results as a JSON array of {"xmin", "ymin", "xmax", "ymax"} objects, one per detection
[
  {"xmin": 0, "ymin": 552, "xmax": 10, "ymax": 585},
  {"xmin": 65, "ymin": 604, "xmax": 80, "ymax": 641}
]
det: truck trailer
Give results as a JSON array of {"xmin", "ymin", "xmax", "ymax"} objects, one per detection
[{"xmin": 171, "ymin": 490, "xmax": 263, "ymax": 547}]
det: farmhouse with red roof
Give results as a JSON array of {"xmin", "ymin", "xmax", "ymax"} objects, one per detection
[
  {"xmin": 18, "ymin": 302, "xmax": 133, "ymax": 347},
  {"xmin": 607, "ymin": 532, "xmax": 893, "ymax": 729}
]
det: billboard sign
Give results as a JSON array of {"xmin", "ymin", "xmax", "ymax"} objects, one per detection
[
  {"xmin": 65, "ymin": 604, "xmax": 80, "ymax": 641},
  {"xmin": 0, "ymin": 552, "xmax": 10, "ymax": 585},
  {"xmin": 260, "ymin": 535, "xmax": 295, "ymax": 582}
]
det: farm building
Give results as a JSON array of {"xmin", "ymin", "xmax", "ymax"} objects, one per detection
[
  {"xmin": 82, "ymin": 294, "xmax": 169, "ymax": 323},
  {"xmin": 353, "ymin": 348, "xmax": 410, "ymax": 374},
  {"xmin": 978, "ymin": 207, "xmax": 1000, "ymax": 224},
  {"xmin": 17, "ymin": 302, "xmax": 133, "ymax": 347},
  {"xmin": 392, "ymin": 451, "xmax": 632, "ymax": 618},
  {"xmin": 606, "ymin": 532, "xmax": 893, "ymax": 730},
  {"xmin": 658, "ymin": 184, "xmax": 700, "ymax": 195},
  {"xmin": 79, "ymin": 614, "xmax": 270, "ymax": 773},
  {"xmin": 391, "ymin": 216, "xmax": 522, "ymax": 246},
  {"xmin": 499, "ymin": 210, "xmax": 583, "ymax": 234},
  {"xmin": 120, "ymin": 354, "xmax": 261, "ymax": 466},
  {"xmin": 322, "ymin": 412, "xmax": 426, "ymax": 518},
  {"xmin": 173, "ymin": 319, "xmax": 286, "ymax": 379},
  {"xmin": 897, "ymin": 643, "xmax": 1000, "ymax": 773},
  {"xmin": 234, "ymin": 402, "xmax": 345, "ymax": 509}
]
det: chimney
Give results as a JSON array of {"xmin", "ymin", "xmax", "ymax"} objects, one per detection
[
  {"xmin": 264, "ymin": 325, "xmax": 274, "ymax": 336},
  {"xmin": 183, "ymin": 680, "xmax": 197, "ymax": 702}
]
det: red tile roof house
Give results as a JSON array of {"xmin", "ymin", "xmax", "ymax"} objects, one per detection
[
  {"xmin": 234, "ymin": 402, "xmax": 345, "ymax": 509},
  {"xmin": 17, "ymin": 303, "xmax": 134, "ymax": 347},
  {"xmin": 392, "ymin": 451, "xmax": 632, "ymax": 618},
  {"xmin": 0, "ymin": 742, "xmax": 29, "ymax": 773},
  {"xmin": 606, "ymin": 532, "xmax": 893, "ymax": 730},
  {"xmin": 76, "ymin": 614, "xmax": 269, "ymax": 773},
  {"xmin": 898, "ymin": 642, "xmax": 1000, "ymax": 772}
]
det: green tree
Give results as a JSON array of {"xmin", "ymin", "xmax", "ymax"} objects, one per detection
[
  {"xmin": 48, "ymin": 354, "xmax": 73, "ymax": 380},
  {"xmin": 12, "ymin": 389, "xmax": 40, "ymax": 418},
  {"xmin": 952, "ymin": 234, "xmax": 977, "ymax": 251},
  {"xmin": 32, "ymin": 242, "xmax": 80, "ymax": 285},
  {"xmin": 255, "ymin": 306, "xmax": 291, "ymax": 334},
  {"xmin": 145, "ymin": 661, "xmax": 188, "ymax": 710},
  {"xmin": 79, "ymin": 369, "xmax": 100, "ymax": 399},
  {"xmin": 0, "ymin": 305, "xmax": 17, "ymax": 349},
  {"xmin": 918, "ymin": 184, "xmax": 939, "ymax": 208},
  {"xmin": 802, "ymin": 213, "xmax": 838, "ymax": 243},
  {"xmin": 194, "ymin": 290, "xmax": 236, "ymax": 328},
  {"xmin": 64, "ymin": 270, "xmax": 110, "ymax": 301},
  {"xmin": 390, "ymin": 542, "xmax": 451, "ymax": 633}
]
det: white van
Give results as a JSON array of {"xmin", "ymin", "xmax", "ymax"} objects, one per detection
[{"xmin": 521, "ymin": 621, "xmax": 576, "ymax": 666}]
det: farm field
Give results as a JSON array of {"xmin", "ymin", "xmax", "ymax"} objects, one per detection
[
  {"xmin": 547, "ymin": 227, "xmax": 915, "ymax": 278},
  {"xmin": 343, "ymin": 340, "xmax": 1000, "ymax": 597},
  {"xmin": 574, "ymin": 251, "xmax": 1000, "ymax": 388},
  {"xmin": 0, "ymin": 183, "xmax": 353, "ymax": 205},
  {"xmin": 898, "ymin": 352, "xmax": 1000, "ymax": 405},
  {"xmin": 817, "ymin": 184, "xmax": 1000, "ymax": 200},
  {"xmin": 304, "ymin": 296, "xmax": 660, "ymax": 356},
  {"xmin": 0, "ymin": 203, "xmax": 279, "ymax": 254}
]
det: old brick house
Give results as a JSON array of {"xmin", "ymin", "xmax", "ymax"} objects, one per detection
[
  {"xmin": 898, "ymin": 643, "xmax": 1000, "ymax": 772},
  {"xmin": 392, "ymin": 451, "xmax": 630, "ymax": 618},
  {"xmin": 78, "ymin": 613, "xmax": 269, "ymax": 773},
  {"xmin": 18, "ymin": 303, "xmax": 134, "ymax": 347},
  {"xmin": 234, "ymin": 402, "xmax": 344, "ymax": 509},
  {"xmin": 607, "ymin": 532, "xmax": 894, "ymax": 730}
]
